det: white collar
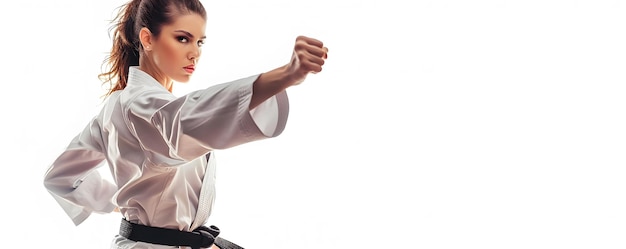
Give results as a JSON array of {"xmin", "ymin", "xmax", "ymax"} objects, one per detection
[{"xmin": 127, "ymin": 66, "xmax": 168, "ymax": 91}]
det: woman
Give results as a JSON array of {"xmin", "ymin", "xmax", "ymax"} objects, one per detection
[{"xmin": 42, "ymin": 0, "xmax": 328, "ymax": 248}]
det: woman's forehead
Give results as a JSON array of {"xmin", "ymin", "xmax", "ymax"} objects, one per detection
[{"xmin": 164, "ymin": 13, "xmax": 206, "ymax": 36}]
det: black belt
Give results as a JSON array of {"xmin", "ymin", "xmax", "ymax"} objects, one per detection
[{"xmin": 119, "ymin": 218, "xmax": 220, "ymax": 249}]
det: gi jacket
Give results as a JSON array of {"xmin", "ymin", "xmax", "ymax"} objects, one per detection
[{"xmin": 43, "ymin": 66, "xmax": 289, "ymax": 233}]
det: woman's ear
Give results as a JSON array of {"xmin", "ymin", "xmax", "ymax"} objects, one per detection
[{"xmin": 139, "ymin": 27, "xmax": 153, "ymax": 51}]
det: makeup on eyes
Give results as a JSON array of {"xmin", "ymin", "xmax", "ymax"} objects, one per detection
[{"xmin": 174, "ymin": 32, "xmax": 205, "ymax": 47}]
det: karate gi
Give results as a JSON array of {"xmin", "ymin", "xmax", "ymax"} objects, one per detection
[{"xmin": 43, "ymin": 66, "xmax": 290, "ymax": 248}]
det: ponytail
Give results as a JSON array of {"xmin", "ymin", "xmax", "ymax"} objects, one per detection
[{"xmin": 99, "ymin": 0, "xmax": 142, "ymax": 96}]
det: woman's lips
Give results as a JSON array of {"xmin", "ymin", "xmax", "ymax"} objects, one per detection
[{"xmin": 184, "ymin": 66, "xmax": 195, "ymax": 73}]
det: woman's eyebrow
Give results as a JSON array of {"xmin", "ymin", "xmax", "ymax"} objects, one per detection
[{"xmin": 174, "ymin": 30, "xmax": 206, "ymax": 39}]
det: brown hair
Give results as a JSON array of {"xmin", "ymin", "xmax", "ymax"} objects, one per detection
[{"xmin": 98, "ymin": 0, "xmax": 207, "ymax": 96}]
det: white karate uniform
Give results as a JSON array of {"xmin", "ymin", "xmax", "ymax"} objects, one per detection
[{"xmin": 43, "ymin": 66, "xmax": 289, "ymax": 248}]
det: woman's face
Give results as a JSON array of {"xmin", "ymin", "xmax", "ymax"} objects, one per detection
[{"xmin": 150, "ymin": 13, "xmax": 206, "ymax": 83}]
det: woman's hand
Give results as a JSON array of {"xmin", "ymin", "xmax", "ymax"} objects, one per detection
[{"xmin": 286, "ymin": 36, "xmax": 329, "ymax": 86}]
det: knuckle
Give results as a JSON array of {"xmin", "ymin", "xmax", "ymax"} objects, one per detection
[{"xmin": 294, "ymin": 41, "xmax": 306, "ymax": 50}]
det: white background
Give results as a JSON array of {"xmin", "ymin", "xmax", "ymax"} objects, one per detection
[{"xmin": 1, "ymin": 0, "xmax": 625, "ymax": 248}]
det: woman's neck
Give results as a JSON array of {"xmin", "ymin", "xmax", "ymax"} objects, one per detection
[{"xmin": 139, "ymin": 55, "xmax": 173, "ymax": 92}]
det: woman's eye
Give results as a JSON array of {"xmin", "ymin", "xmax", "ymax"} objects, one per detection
[
  {"xmin": 177, "ymin": 36, "xmax": 189, "ymax": 43},
  {"xmin": 198, "ymin": 40, "xmax": 205, "ymax": 47}
]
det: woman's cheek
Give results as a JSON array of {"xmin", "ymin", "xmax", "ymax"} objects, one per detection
[{"xmin": 160, "ymin": 42, "xmax": 179, "ymax": 70}]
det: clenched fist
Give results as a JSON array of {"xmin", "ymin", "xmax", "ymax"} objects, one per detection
[
  {"xmin": 249, "ymin": 35, "xmax": 329, "ymax": 109},
  {"xmin": 286, "ymin": 36, "xmax": 329, "ymax": 86}
]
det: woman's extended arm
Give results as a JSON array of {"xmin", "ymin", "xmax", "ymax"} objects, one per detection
[{"xmin": 250, "ymin": 36, "xmax": 328, "ymax": 109}]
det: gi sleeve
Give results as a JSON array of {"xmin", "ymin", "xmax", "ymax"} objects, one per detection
[
  {"xmin": 43, "ymin": 118, "xmax": 117, "ymax": 226},
  {"xmin": 125, "ymin": 74, "xmax": 289, "ymax": 162}
]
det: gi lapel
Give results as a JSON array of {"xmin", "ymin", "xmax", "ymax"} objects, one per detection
[{"xmin": 190, "ymin": 152, "xmax": 216, "ymax": 230}]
